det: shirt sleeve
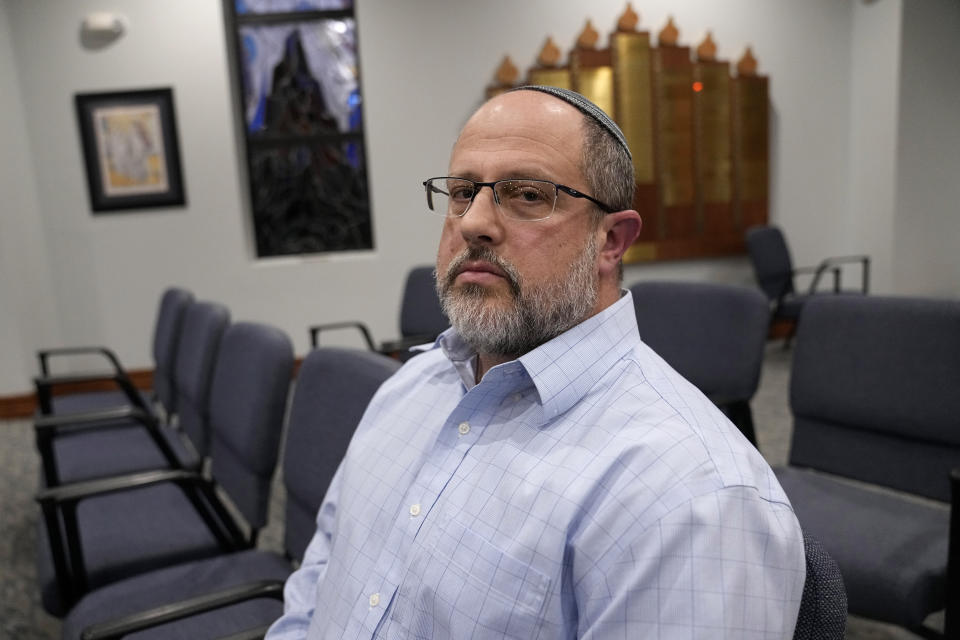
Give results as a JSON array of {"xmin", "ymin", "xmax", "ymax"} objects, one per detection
[
  {"xmin": 574, "ymin": 486, "xmax": 806, "ymax": 639},
  {"xmin": 264, "ymin": 465, "xmax": 344, "ymax": 639}
]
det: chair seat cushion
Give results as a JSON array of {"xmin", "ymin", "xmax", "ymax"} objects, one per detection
[
  {"xmin": 51, "ymin": 424, "xmax": 197, "ymax": 484},
  {"xmin": 40, "ymin": 484, "xmax": 225, "ymax": 616},
  {"xmin": 51, "ymin": 390, "xmax": 151, "ymax": 415},
  {"xmin": 775, "ymin": 466, "xmax": 949, "ymax": 626},
  {"xmin": 62, "ymin": 549, "xmax": 291, "ymax": 639}
]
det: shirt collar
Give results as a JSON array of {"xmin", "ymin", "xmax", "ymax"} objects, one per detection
[{"xmin": 434, "ymin": 290, "xmax": 641, "ymax": 419}]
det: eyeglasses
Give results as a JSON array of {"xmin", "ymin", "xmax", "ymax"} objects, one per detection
[{"xmin": 422, "ymin": 177, "xmax": 616, "ymax": 222}]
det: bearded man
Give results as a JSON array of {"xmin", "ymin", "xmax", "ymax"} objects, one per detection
[{"xmin": 268, "ymin": 87, "xmax": 806, "ymax": 639}]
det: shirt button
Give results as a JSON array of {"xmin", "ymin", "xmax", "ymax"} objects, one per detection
[
  {"xmin": 513, "ymin": 392, "xmax": 523, "ymax": 402},
  {"xmin": 409, "ymin": 503, "xmax": 421, "ymax": 517},
  {"xmin": 369, "ymin": 592, "xmax": 380, "ymax": 607},
  {"xmin": 458, "ymin": 421, "xmax": 470, "ymax": 435}
]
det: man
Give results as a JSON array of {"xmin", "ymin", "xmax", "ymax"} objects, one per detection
[{"xmin": 267, "ymin": 87, "xmax": 806, "ymax": 639}]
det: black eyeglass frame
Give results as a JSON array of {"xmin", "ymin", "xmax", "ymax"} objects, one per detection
[{"xmin": 422, "ymin": 177, "xmax": 617, "ymax": 219}]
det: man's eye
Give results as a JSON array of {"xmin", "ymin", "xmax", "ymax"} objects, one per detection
[
  {"xmin": 449, "ymin": 186, "xmax": 475, "ymax": 201},
  {"xmin": 518, "ymin": 188, "xmax": 547, "ymax": 202},
  {"xmin": 505, "ymin": 183, "xmax": 549, "ymax": 204}
]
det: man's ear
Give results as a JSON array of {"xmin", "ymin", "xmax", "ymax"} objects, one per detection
[{"xmin": 598, "ymin": 210, "xmax": 642, "ymax": 277}]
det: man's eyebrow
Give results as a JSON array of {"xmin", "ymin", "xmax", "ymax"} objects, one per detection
[{"xmin": 447, "ymin": 169, "xmax": 556, "ymax": 182}]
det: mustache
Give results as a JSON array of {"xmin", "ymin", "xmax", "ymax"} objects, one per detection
[{"xmin": 442, "ymin": 246, "xmax": 522, "ymax": 297}]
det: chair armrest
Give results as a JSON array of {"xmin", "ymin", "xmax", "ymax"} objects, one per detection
[
  {"xmin": 80, "ymin": 580, "xmax": 284, "ymax": 640},
  {"xmin": 36, "ymin": 468, "xmax": 201, "ymax": 506},
  {"xmin": 34, "ymin": 406, "xmax": 154, "ymax": 437},
  {"xmin": 805, "ymin": 255, "xmax": 870, "ymax": 295},
  {"xmin": 308, "ymin": 321, "xmax": 377, "ymax": 351},
  {"xmin": 801, "ymin": 264, "xmax": 841, "ymax": 294},
  {"xmin": 820, "ymin": 254, "xmax": 870, "ymax": 293},
  {"xmin": 378, "ymin": 334, "xmax": 437, "ymax": 355},
  {"xmin": 36, "ymin": 346, "xmax": 125, "ymax": 377}
]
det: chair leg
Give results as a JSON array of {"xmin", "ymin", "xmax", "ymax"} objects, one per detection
[
  {"xmin": 782, "ymin": 322, "xmax": 796, "ymax": 350},
  {"xmin": 768, "ymin": 317, "xmax": 796, "ymax": 349}
]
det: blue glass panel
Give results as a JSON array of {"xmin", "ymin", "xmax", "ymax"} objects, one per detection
[
  {"xmin": 236, "ymin": 0, "xmax": 352, "ymax": 14},
  {"xmin": 239, "ymin": 20, "xmax": 360, "ymax": 136}
]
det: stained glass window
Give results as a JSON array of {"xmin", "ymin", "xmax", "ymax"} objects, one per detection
[{"xmin": 227, "ymin": 1, "xmax": 372, "ymax": 257}]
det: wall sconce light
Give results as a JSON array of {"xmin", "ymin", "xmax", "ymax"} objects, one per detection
[{"xmin": 80, "ymin": 11, "xmax": 128, "ymax": 48}]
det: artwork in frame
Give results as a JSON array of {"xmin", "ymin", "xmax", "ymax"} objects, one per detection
[{"xmin": 75, "ymin": 88, "xmax": 186, "ymax": 213}]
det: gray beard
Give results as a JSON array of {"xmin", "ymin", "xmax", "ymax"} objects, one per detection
[{"xmin": 436, "ymin": 241, "xmax": 599, "ymax": 358}]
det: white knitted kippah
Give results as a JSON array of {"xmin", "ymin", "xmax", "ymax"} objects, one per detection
[{"xmin": 510, "ymin": 85, "xmax": 632, "ymax": 160}]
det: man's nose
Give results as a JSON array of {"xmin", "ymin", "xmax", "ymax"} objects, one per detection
[{"xmin": 458, "ymin": 185, "xmax": 503, "ymax": 245}]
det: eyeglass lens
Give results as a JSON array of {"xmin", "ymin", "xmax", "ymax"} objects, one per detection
[{"xmin": 426, "ymin": 178, "xmax": 558, "ymax": 221}]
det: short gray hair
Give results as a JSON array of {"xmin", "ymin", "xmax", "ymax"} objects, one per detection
[
  {"xmin": 579, "ymin": 117, "xmax": 635, "ymax": 282},
  {"xmin": 580, "ymin": 115, "xmax": 636, "ymax": 226}
]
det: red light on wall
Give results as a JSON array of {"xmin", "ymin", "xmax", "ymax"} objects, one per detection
[{"xmin": 692, "ymin": 81, "xmax": 704, "ymax": 92}]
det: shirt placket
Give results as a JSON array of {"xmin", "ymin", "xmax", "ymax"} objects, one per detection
[{"xmin": 373, "ymin": 366, "xmax": 525, "ymax": 634}]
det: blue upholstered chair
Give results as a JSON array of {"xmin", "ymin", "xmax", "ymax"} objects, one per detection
[
  {"xmin": 629, "ymin": 280, "xmax": 770, "ymax": 445},
  {"xmin": 34, "ymin": 301, "xmax": 229, "ymax": 487},
  {"xmin": 36, "ymin": 322, "xmax": 294, "ymax": 617},
  {"xmin": 792, "ymin": 535, "xmax": 847, "ymax": 639},
  {"xmin": 34, "ymin": 287, "xmax": 193, "ymax": 416},
  {"xmin": 745, "ymin": 225, "xmax": 869, "ymax": 344},
  {"xmin": 60, "ymin": 347, "xmax": 400, "ymax": 640},
  {"xmin": 309, "ymin": 265, "xmax": 448, "ymax": 359},
  {"xmin": 775, "ymin": 295, "xmax": 960, "ymax": 638}
]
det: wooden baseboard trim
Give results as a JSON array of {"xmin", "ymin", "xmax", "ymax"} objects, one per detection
[
  {"xmin": 0, "ymin": 393, "xmax": 37, "ymax": 420},
  {"xmin": 0, "ymin": 368, "xmax": 154, "ymax": 420}
]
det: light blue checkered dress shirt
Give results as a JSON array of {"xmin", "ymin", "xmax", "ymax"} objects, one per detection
[{"xmin": 267, "ymin": 291, "xmax": 806, "ymax": 639}]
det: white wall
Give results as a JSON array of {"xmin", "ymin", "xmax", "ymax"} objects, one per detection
[
  {"xmin": 846, "ymin": 0, "xmax": 902, "ymax": 294},
  {"xmin": 0, "ymin": 1, "xmax": 60, "ymax": 393},
  {"xmin": 0, "ymin": 0, "xmax": 954, "ymax": 395},
  {"xmin": 892, "ymin": 0, "xmax": 960, "ymax": 296}
]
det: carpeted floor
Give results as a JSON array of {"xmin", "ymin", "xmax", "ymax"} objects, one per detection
[
  {"xmin": 0, "ymin": 416, "xmax": 61, "ymax": 639},
  {"xmin": 0, "ymin": 344, "xmax": 942, "ymax": 638}
]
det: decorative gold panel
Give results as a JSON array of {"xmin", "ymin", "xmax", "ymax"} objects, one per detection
[
  {"xmin": 695, "ymin": 62, "xmax": 732, "ymax": 204},
  {"xmin": 612, "ymin": 31, "xmax": 654, "ymax": 183},
  {"xmin": 484, "ymin": 7, "xmax": 770, "ymax": 262}
]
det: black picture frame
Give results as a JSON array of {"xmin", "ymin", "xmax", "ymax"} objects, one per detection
[{"xmin": 75, "ymin": 88, "xmax": 186, "ymax": 213}]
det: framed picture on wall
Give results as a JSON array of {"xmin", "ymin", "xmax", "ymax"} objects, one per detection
[{"xmin": 75, "ymin": 87, "xmax": 186, "ymax": 213}]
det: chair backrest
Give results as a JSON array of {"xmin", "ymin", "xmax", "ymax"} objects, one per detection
[
  {"xmin": 150, "ymin": 287, "xmax": 194, "ymax": 414},
  {"xmin": 173, "ymin": 301, "xmax": 230, "ymax": 459},
  {"xmin": 282, "ymin": 347, "xmax": 400, "ymax": 561},
  {"xmin": 208, "ymin": 322, "xmax": 294, "ymax": 531},
  {"xmin": 793, "ymin": 534, "xmax": 847, "ymax": 640},
  {"xmin": 746, "ymin": 225, "xmax": 795, "ymax": 301},
  {"xmin": 790, "ymin": 295, "xmax": 960, "ymax": 502},
  {"xmin": 398, "ymin": 266, "xmax": 448, "ymax": 339},
  {"xmin": 629, "ymin": 281, "xmax": 770, "ymax": 403}
]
